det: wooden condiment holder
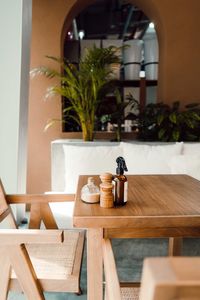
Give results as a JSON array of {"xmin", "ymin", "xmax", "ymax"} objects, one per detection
[{"xmin": 99, "ymin": 173, "xmax": 114, "ymax": 208}]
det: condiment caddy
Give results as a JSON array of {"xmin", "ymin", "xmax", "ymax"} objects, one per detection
[{"xmin": 81, "ymin": 156, "xmax": 128, "ymax": 208}]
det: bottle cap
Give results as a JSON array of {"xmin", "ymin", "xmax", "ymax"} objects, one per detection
[{"xmin": 116, "ymin": 157, "xmax": 128, "ymax": 175}]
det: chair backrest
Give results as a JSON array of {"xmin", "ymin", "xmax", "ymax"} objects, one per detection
[
  {"xmin": 103, "ymin": 238, "xmax": 200, "ymax": 300},
  {"xmin": 0, "ymin": 179, "xmax": 17, "ymax": 229},
  {"xmin": 140, "ymin": 257, "xmax": 200, "ymax": 300},
  {"xmin": 0, "ymin": 178, "xmax": 59, "ymax": 230}
]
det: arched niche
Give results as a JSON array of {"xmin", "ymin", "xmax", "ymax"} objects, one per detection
[
  {"xmin": 60, "ymin": 0, "xmax": 161, "ymax": 132},
  {"xmin": 61, "ymin": 0, "xmax": 162, "ymax": 70}
]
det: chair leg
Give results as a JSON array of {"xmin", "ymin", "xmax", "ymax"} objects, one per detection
[
  {"xmin": 8, "ymin": 244, "xmax": 45, "ymax": 300},
  {"xmin": 0, "ymin": 248, "xmax": 11, "ymax": 300},
  {"xmin": 168, "ymin": 237, "xmax": 182, "ymax": 256},
  {"xmin": 76, "ymin": 287, "xmax": 82, "ymax": 295}
]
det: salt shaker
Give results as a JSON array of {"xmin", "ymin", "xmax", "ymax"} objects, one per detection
[
  {"xmin": 81, "ymin": 177, "xmax": 100, "ymax": 203},
  {"xmin": 99, "ymin": 173, "xmax": 114, "ymax": 208}
]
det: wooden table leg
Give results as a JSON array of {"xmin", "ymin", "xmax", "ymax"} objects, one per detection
[
  {"xmin": 87, "ymin": 228, "xmax": 103, "ymax": 300},
  {"xmin": 168, "ymin": 237, "xmax": 183, "ymax": 256}
]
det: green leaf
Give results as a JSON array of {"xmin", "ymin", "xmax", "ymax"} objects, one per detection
[
  {"xmin": 169, "ymin": 112, "xmax": 177, "ymax": 124},
  {"xmin": 190, "ymin": 112, "xmax": 200, "ymax": 121},
  {"xmin": 63, "ymin": 106, "xmax": 74, "ymax": 113},
  {"xmin": 157, "ymin": 114, "xmax": 164, "ymax": 125},
  {"xmin": 185, "ymin": 132, "xmax": 198, "ymax": 141},
  {"xmin": 172, "ymin": 129, "xmax": 180, "ymax": 141},
  {"xmin": 158, "ymin": 128, "xmax": 166, "ymax": 139},
  {"xmin": 185, "ymin": 118, "xmax": 195, "ymax": 128}
]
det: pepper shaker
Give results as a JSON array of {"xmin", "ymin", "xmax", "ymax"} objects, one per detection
[{"xmin": 99, "ymin": 172, "xmax": 114, "ymax": 208}]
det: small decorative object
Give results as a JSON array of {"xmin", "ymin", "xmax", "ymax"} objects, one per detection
[
  {"xmin": 113, "ymin": 157, "xmax": 128, "ymax": 206},
  {"xmin": 100, "ymin": 173, "xmax": 114, "ymax": 208},
  {"xmin": 81, "ymin": 177, "xmax": 100, "ymax": 203}
]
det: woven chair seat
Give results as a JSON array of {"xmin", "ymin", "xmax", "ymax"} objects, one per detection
[
  {"xmin": 121, "ymin": 287, "xmax": 140, "ymax": 300},
  {"xmin": 10, "ymin": 230, "xmax": 84, "ymax": 292}
]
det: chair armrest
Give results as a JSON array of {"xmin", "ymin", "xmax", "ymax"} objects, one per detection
[
  {"xmin": 0, "ymin": 229, "xmax": 64, "ymax": 244},
  {"xmin": 6, "ymin": 194, "xmax": 75, "ymax": 204}
]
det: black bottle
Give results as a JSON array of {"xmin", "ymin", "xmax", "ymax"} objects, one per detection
[{"xmin": 113, "ymin": 157, "xmax": 128, "ymax": 206}]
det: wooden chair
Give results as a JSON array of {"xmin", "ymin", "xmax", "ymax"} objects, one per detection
[
  {"xmin": 103, "ymin": 238, "xmax": 200, "ymax": 300},
  {"xmin": 0, "ymin": 179, "xmax": 85, "ymax": 300}
]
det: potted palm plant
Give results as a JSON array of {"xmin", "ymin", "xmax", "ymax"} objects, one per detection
[{"xmin": 31, "ymin": 45, "xmax": 121, "ymax": 141}]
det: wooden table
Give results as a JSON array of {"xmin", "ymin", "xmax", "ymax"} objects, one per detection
[{"xmin": 73, "ymin": 175, "xmax": 200, "ymax": 300}]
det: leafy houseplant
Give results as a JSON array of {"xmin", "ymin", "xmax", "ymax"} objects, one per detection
[
  {"xmin": 137, "ymin": 101, "xmax": 200, "ymax": 142},
  {"xmin": 31, "ymin": 46, "xmax": 121, "ymax": 141},
  {"xmin": 109, "ymin": 90, "xmax": 138, "ymax": 141}
]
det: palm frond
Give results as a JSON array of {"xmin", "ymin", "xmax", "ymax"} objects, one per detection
[
  {"xmin": 30, "ymin": 66, "xmax": 61, "ymax": 79},
  {"xmin": 44, "ymin": 118, "xmax": 62, "ymax": 131},
  {"xmin": 32, "ymin": 46, "xmax": 122, "ymax": 137}
]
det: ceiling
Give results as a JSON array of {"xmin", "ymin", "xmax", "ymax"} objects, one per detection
[{"xmin": 75, "ymin": 0, "xmax": 150, "ymax": 40}]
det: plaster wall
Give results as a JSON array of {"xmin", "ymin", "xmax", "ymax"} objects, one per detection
[
  {"xmin": 28, "ymin": 0, "xmax": 76, "ymax": 193},
  {"xmin": 28, "ymin": 0, "xmax": 200, "ymax": 193},
  {"xmin": 149, "ymin": 0, "xmax": 200, "ymax": 104}
]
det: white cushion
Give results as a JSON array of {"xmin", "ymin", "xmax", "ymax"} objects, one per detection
[
  {"xmin": 122, "ymin": 142, "xmax": 183, "ymax": 175},
  {"xmin": 169, "ymin": 154, "xmax": 200, "ymax": 181},
  {"xmin": 49, "ymin": 202, "xmax": 74, "ymax": 229},
  {"xmin": 63, "ymin": 144, "xmax": 123, "ymax": 193},
  {"xmin": 182, "ymin": 142, "xmax": 200, "ymax": 155},
  {"xmin": 45, "ymin": 191, "xmax": 74, "ymax": 229}
]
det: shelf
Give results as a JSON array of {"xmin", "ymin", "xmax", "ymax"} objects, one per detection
[
  {"xmin": 113, "ymin": 78, "xmax": 157, "ymax": 111},
  {"xmin": 60, "ymin": 131, "xmax": 138, "ymax": 140},
  {"xmin": 113, "ymin": 79, "xmax": 157, "ymax": 88}
]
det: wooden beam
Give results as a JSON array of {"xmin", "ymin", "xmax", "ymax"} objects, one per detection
[
  {"xmin": 6, "ymin": 193, "xmax": 75, "ymax": 204},
  {"xmin": 103, "ymin": 239, "xmax": 121, "ymax": 300},
  {"xmin": 41, "ymin": 203, "xmax": 58, "ymax": 229},
  {"xmin": 0, "ymin": 229, "xmax": 63, "ymax": 244},
  {"xmin": 29, "ymin": 203, "xmax": 41, "ymax": 229},
  {"xmin": 87, "ymin": 228, "xmax": 103, "ymax": 300}
]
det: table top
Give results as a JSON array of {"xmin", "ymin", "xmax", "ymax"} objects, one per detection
[{"xmin": 73, "ymin": 175, "xmax": 200, "ymax": 229}]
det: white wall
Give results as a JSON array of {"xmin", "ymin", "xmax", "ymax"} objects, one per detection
[{"xmin": 0, "ymin": 0, "xmax": 32, "ymax": 220}]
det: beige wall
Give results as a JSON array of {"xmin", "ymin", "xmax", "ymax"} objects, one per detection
[
  {"xmin": 27, "ymin": 0, "xmax": 76, "ymax": 193},
  {"xmin": 28, "ymin": 0, "xmax": 200, "ymax": 193}
]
